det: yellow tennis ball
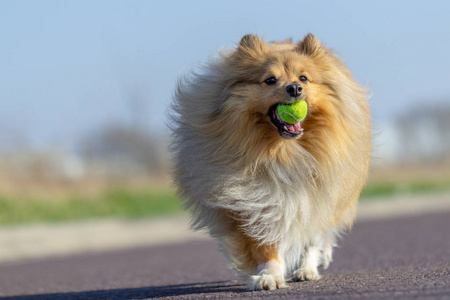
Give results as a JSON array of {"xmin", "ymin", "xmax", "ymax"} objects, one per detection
[{"xmin": 277, "ymin": 100, "xmax": 308, "ymax": 124}]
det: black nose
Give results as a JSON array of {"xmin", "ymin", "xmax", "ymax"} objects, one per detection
[{"xmin": 286, "ymin": 84, "xmax": 303, "ymax": 98}]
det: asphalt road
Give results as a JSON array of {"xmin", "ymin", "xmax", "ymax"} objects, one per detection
[{"xmin": 0, "ymin": 211, "xmax": 449, "ymax": 299}]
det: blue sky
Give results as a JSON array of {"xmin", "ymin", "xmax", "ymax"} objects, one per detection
[{"xmin": 1, "ymin": 0, "xmax": 450, "ymax": 150}]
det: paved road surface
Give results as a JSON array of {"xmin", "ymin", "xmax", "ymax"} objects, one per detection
[{"xmin": 0, "ymin": 211, "xmax": 449, "ymax": 299}]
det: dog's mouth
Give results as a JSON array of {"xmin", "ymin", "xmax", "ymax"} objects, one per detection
[{"xmin": 269, "ymin": 104, "xmax": 304, "ymax": 139}]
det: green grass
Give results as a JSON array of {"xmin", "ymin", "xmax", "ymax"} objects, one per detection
[
  {"xmin": 0, "ymin": 179, "xmax": 448, "ymax": 225},
  {"xmin": 360, "ymin": 180, "xmax": 450, "ymax": 200},
  {"xmin": 0, "ymin": 188, "xmax": 182, "ymax": 225}
]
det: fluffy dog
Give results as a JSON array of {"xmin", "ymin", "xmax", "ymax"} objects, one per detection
[{"xmin": 170, "ymin": 33, "xmax": 371, "ymax": 290}]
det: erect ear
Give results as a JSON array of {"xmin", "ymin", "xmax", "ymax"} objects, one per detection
[
  {"xmin": 237, "ymin": 34, "xmax": 267, "ymax": 57},
  {"xmin": 296, "ymin": 33, "xmax": 326, "ymax": 57}
]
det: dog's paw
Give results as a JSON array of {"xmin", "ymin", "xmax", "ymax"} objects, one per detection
[
  {"xmin": 293, "ymin": 267, "xmax": 321, "ymax": 281},
  {"xmin": 249, "ymin": 273, "xmax": 287, "ymax": 291}
]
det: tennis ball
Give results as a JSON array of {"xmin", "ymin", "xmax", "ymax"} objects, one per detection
[{"xmin": 277, "ymin": 100, "xmax": 308, "ymax": 124}]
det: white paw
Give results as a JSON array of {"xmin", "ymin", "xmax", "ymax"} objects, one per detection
[
  {"xmin": 293, "ymin": 267, "xmax": 321, "ymax": 281},
  {"xmin": 249, "ymin": 273, "xmax": 287, "ymax": 291}
]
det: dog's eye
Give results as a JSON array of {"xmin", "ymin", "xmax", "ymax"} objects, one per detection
[
  {"xmin": 264, "ymin": 77, "xmax": 277, "ymax": 85},
  {"xmin": 299, "ymin": 75, "xmax": 308, "ymax": 83}
]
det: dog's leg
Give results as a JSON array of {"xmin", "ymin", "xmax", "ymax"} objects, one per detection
[
  {"xmin": 320, "ymin": 240, "xmax": 333, "ymax": 270},
  {"xmin": 319, "ymin": 231, "xmax": 336, "ymax": 269},
  {"xmin": 243, "ymin": 239, "xmax": 286, "ymax": 291},
  {"xmin": 293, "ymin": 245, "xmax": 321, "ymax": 281},
  {"xmin": 250, "ymin": 256, "xmax": 287, "ymax": 291},
  {"xmin": 217, "ymin": 215, "xmax": 287, "ymax": 291}
]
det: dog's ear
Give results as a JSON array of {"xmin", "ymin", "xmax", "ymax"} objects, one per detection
[
  {"xmin": 296, "ymin": 33, "xmax": 326, "ymax": 57},
  {"xmin": 239, "ymin": 34, "xmax": 263, "ymax": 50},
  {"xmin": 237, "ymin": 34, "xmax": 267, "ymax": 57}
]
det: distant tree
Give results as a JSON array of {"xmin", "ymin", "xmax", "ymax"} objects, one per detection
[
  {"xmin": 395, "ymin": 102, "xmax": 450, "ymax": 163},
  {"xmin": 79, "ymin": 123, "xmax": 168, "ymax": 177}
]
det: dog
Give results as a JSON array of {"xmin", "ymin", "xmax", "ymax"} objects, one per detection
[{"xmin": 170, "ymin": 33, "xmax": 371, "ymax": 290}]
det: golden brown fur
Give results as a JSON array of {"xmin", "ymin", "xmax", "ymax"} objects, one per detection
[{"xmin": 170, "ymin": 34, "xmax": 371, "ymax": 290}]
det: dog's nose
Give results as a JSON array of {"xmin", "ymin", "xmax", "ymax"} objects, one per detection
[{"xmin": 286, "ymin": 84, "xmax": 303, "ymax": 98}]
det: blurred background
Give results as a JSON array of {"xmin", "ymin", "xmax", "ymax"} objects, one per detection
[{"xmin": 0, "ymin": 0, "xmax": 449, "ymax": 226}]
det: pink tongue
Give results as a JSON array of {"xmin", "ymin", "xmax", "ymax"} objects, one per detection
[{"xmin": 286, "ymin": 122, "xmax": 302, "ymax": 132}]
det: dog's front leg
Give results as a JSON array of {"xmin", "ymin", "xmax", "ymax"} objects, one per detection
[
  {"xmin": 248, "ymin": 243, "xmax": 286, "ymax": 291},
  {"xmin": 250, "ymin": 258, "xmax": 286, "ymax": 290},
  {"xmin": 293, "ymin": 244, "xmax": 322, "ymax": 281}
]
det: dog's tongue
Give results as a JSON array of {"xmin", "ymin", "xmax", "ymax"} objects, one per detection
[{"xmin": 286, "ymin": 122, "xmax": 302, "ymax": 132}]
